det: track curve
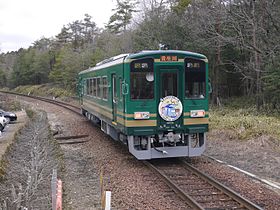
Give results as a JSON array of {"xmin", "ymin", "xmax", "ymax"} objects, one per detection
[{"xmin": 0, "ymin": 90, "xmax": 81, "ymax": 115}]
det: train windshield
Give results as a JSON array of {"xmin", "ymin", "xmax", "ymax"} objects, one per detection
[
  {"xmin": 185, "ymin": 58, "xmax": 206, "ymax": 99},
  {"xmin": 130, "ymin": 58, "xmax": 154, "ymax": 100}
]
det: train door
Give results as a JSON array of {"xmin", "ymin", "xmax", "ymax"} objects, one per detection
[
  {"xmin": 112, "ymin": 74, "xmax": 117, "ymax": 123},
  {"xmin": 158, "ymin": 67, "xmax": 184, "ymax": 128}
]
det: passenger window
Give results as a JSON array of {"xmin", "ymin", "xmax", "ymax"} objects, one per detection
[
  {"xmin": 89, "ymin": 78, "xmax": 93, "ymax": 95},
  {"xmin": 93, "ymin": 78, "xmax": 97, "ymax": 97},
  {"xmin": 102, "ymin": 76, "xmax": 108, "ymax": 100},
  {"xmin": 86, "ymin": 79, "xmax": 90, "ymax": 95},
  {"xmin": 97, "ymin": 77, "xmax": 101, "ymax": 98}
]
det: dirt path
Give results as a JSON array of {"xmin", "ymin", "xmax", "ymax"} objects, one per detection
[{"xmin": 207, "ymin": 129, "xmax": 280, "ymax": 186}]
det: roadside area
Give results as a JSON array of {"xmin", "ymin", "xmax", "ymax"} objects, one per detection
[
  {"xmin": 0, "ymin": 110, "xmax": 28, "ymax": 162},
  {"xmin": 0, "ymin": 110, "xmax": 62, "ymax": 209},
  {"xmin": 208, "ymin": 103, "xmax": 280, "ymax": 189}
]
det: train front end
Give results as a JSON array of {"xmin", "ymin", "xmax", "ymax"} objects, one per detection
[{"xmin": 124, "ymin": 50, "xmax": 209, "ymax": 160}]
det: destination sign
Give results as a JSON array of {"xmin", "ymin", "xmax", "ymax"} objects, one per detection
[
  {"xmin": 134, "ymin": 62, "xmax": 149, "ymax": 69},
  {"xmin": 160, "ymin": 56, "xmax": 178, "ymax": 62},
  {"xmin": 187, "ymin": 62, "xmax": 200, "ymax": 68}
]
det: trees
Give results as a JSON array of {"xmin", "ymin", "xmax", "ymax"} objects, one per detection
[
  {"xmin": 106, "ymin": 0, "xmax": 138, "ymax": 34},
  {"xmin": 132, "ymin": 0, "xmax": 176, "ymax": 50},
  {"xmin": 263, "ymin": 55, "xmax": 280, "ymax": 109},
  {"xmin": 55, "ymin": 14, "xmax": 99, "ymax": 50},
  {"xmin": 1, "ymin": 0, "xmax": 280, "ymax": 109},
  {"xmin": 0, "ymin": 69, "xmax": 6, "ymax": 87},
  {"xmin": 48, "ymin": 45, "xmax": 98, "ymax": 89},
  {"xmin": 11, "ymin": 39, "xmax": 53, "ymax": 87}
]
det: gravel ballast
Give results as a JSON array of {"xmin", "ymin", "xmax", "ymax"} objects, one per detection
[{"xmin": 2, "ymin": 95, "xmax": 280, "ymax": 209}]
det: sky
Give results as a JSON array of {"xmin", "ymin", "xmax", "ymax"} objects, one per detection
[{"xmin": 0, "ymin": 0, "xmax": 115, "ymax": 53}]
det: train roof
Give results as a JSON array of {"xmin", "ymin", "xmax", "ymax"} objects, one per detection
[
  {"xmin": 79, "ymin": 50, "xmax": 206, "ymax": 74},
  {"xmin": 126, "ymin": 50, "xmax": 206, "ymax": 59},
  {"xmin": 79, "ymin": 53, "xmax": 129, "ymax": 74}
]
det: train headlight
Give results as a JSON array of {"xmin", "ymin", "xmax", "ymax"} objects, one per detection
[
  {"xmin": 190, "ymin": 110, "xmax": 205, "ymax": 118},
  {"xmin": 134, "ymin": 112, "xmax": 150, "ymax": 119}
]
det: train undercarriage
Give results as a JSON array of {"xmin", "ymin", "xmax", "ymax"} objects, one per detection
[
  {"xmin": 127, "ymin": 133, "xmax": 206, "ymax": 160},
  {"xmin": 83, "ymin": 110, "xmax": 206, "ymax": 160}
]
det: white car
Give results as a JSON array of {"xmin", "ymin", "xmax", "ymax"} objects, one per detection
[{"xmin": 0, "ymin": 115, "xmax": 9, "ymax": 132}]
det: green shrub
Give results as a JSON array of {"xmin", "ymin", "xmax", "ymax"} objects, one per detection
[
  {"xmin": 210, "ymin": 106, "xmax": 280, "ymax": 140},
  {"xmin": 25, "ymin": 109, "xmax": 35, "ymax": 119},
  {"xmin": 13, "ymin": 84, "xmax": 74, "ymax": 98}
]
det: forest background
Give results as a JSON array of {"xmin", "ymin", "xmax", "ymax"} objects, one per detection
[{"xmin": 1, "ymin": 0, "xmax": 280, "ymax": 111}]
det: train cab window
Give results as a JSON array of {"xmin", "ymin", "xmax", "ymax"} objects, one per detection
[
  {"xmin": 185, "ymin": 58, "xmax": 206, "ymax": 99},
  {"xmin": 97, "ymin": 77, "xmax": 101, "ymax": 98},
  {"xmin": 130, "ymin": 58, "xmax": 154, "ymax": 100},
  {"xmin": 161, "ymin": 72, "xmax": 177, "ymax": 97},
  {"xmin": 102, "ymin": 76, "xmax": 108, "ymax": 100}
]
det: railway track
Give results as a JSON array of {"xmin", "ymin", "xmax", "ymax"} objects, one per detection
[
  {"xmin": 0, "ymin": 90, "xmax": 81, "ymax": 115},
  {"xmin": 0, "ymin": 91, "xmax": 270, "ymax": 209},
  {"xmin": 143, "ymin": 158, "xmax": 263, "ymax": 210},
  {"xmin": 0, "ymin": 90, "xmax": 87, "ymax": 144}
]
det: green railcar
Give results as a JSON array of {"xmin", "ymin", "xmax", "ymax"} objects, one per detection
[{"xmin": 78, "ymin": 50, "xmax": 209, "ymax": 160}]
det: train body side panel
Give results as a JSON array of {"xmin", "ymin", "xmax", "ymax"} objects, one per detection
[{"xmin": 79, "ymin": 62, "xmax": 126, "ymax": 134}]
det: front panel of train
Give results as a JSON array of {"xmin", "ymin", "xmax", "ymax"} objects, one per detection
[{"xmin": 124, "ymin": 51, "xmax": 209, "ymax": 159}]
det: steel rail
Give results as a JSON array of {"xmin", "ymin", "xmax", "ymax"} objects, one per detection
[
  {"xmin": 36, "ymin": 97, "xmax": 81, "ymax": 115},
  {"xmin": 0, "ymin": 90, "xmax": 81, "ymax": 115},
  {"xmin": 179, "ymin": 158, "xmax": 263, "ymax": 210},
  {"xmin": 0, "ymin": 90, "xmax": 79, "ymax": 109},
  {"xmin": 144, "ymin": 159, "xmax": 263, "ymax": 210},
  {"xmin": 143, "ymin": 161, "xmax": 204, "ymax": 210},
  {"xmin": 55, "ymin": 134, "xmax": 89, "ymax": 140}
]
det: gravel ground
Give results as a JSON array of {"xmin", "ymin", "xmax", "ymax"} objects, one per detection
[
  {"xmin": 206, "ymin": 129, "xmax": 280, "ymax": 185},
  {"xmin": 0, "ymin": 111, "xmax": 61, "ymax": 209},
  {"xmin": 2, "ymin": 94, "xmax": 280, "ymax": 210},
  {"xmin": 44, "ymin": 99, "xmax": 280, "ymax": 210},
  {"xmin": 189, "ymin": 157, "xmax": 280, "ymax": 209},
  {"xmin": 46, "ymin": 105, "xmax": 189, "ymax": 210}
]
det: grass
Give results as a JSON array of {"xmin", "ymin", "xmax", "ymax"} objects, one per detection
[
  {"xmin": 0, "ymin": 159, "xmax": 6, "ymax": 180},
  {"xmin": 13, "ymin": 84, "xmax": 74, "ymax": 98},
  {"xmin": 25, "ymin": 109, "xmax": 35, "ymax": 119},
  {"xmin": 0, "ymin": 94, "xmax": 21, "ymax": 111},
  {"xmin": 210, "ymin": 97, "xmax": 280, "ymax": 140},
  {"xmin": 3, "ymin": 84, "xmax": 280, "ymax": 142}
]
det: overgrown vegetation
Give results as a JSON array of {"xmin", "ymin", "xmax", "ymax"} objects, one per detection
[
  {"xmin": 210, "ymin": 97, "xmax": 280, "ymax": 141},
  {"xmin": 13, "ymin": 84, "xmax": 73, "ymax": 97},
  {"xmin": 0, "ymin": 94, "xmax": 21, "ymax": 111},
  {"xmin": 0, "ymin": 0, "xmax": 280, "ymax": 141},
  {"xmin": 0, "ymin": 112, "xmax": 62, "ymax": 209},
  {"xmin": 0, "ymin": 160, "xmax": 6, "ymax": 180},
  {"xmin": 25, "ymin": 108, "xmax": 35, "ymax": 119},
  {"xmin": 0, "ymin": 0, "xmax": 280, "ymax": 110}
]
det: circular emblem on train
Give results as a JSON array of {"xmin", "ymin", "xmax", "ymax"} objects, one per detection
[{"xmin": 158, "ymin": 96, "xmax": 183, "ymax": 121}]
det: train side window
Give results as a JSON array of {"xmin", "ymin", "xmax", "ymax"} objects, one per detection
[
  {"xmin": 97, "ymin": 77, "xmax": 101, "ymax": 98},
  {"xmin": 119, "ymin": 78, "xmax": 123, "ymax": 101},
  {"xmin": 185, "ymin": 58, "xmax": 206, "ymax": 99},
  {"xmin": 130, "ymin": 58, "xmax": 154, "ymax": 100},
  {"xmin": 89, "ymin": 78, "xmax": 93, "ymax": 95},
  {"xmin": 102, "ymin": 76, "xmax": 108, "ymax": 100},
  {"xmin": 86, "ymin": 79, "xmax": 90, "ymax": 95},
  {"xmin": 93, "ymin": 78, "xmax": 97, "ymax": 97},
  {"xmin": 92, "ymin": 78, "xmax": 95, "ymax": 96}
]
